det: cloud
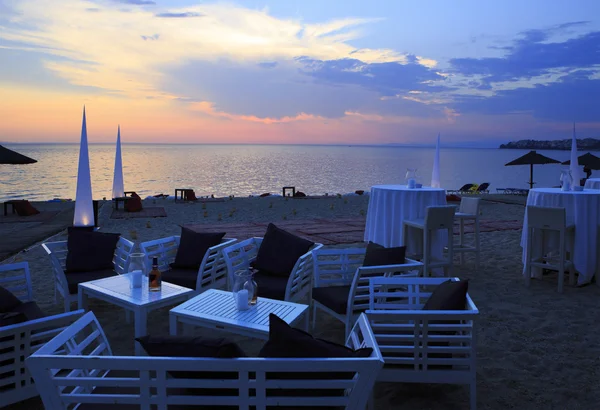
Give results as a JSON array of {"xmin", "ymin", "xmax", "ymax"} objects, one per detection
[
  {"xmin": 449, "ymin": 25, "xmax": 600, "ymax": 85},
  {"xmin": 112, "ymin": 0, "xmax": 156, "ymax": 5},
  {"xmin": 155, "ymin": 12, "xmax": 203, "ymax": 18},
  {"xmin": 258, "ymin": 62, "xmax": 277, "ymax": 69},
  {"xmin": 141, "ymin": 34, "xmax": 160, "ymax": 41},
  {"xmin": 452, "ymin": 70, "xmax": 600, "ymax": 122}
]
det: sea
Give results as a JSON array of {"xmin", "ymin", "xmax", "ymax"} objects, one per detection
[{"xmin": 0, "ymin": 144, "xmax": 594, "ymax": 202}]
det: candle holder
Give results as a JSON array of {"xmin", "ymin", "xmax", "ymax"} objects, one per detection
[{"xmin": 232, "ymin": 271, "xmax": 257, "ymax": 310}]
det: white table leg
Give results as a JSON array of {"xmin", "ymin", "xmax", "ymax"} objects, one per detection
[
  {"xmin": 169, "ymin": 314, "xmax": 179, "ymax": 336},
  {"xmin": 134, "ymin": 308, "xmax": 148, "ymax": 356},
  {"xmin": 78, "ymin": 288, "xmax": 88, "ymax": 311}
]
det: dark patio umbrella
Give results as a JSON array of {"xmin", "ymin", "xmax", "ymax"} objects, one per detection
[
  {"xmin": 561, "ymin": 152, "xmax": 600, "ymax": 170},
  {"xmin": 505, "ymin": 150, "xmax": 560, "ymax": 189},
  {"xmin": 0, "ymin": 145, "xmax": 37, "ymax": 164}
]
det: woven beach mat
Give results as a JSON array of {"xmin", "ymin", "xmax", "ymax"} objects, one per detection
[{"xmin": 110, "ymin": 207, "xmax": 167, "ymax": 219}]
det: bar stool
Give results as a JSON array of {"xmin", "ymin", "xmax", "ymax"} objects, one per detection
[
  {"xmin": 524, "ymin": 206, "xmax": 575, "ymax": 293},
  {"xmin": 454, "ymin": 197, "xmax": 481, "ymax": 269},
  {"xmin": 402, "ymin": 206, "xmax": 455, "ymax": 277}
]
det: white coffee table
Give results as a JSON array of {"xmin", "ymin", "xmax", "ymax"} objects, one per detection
[
  {"xmin": 78, "ymin": 274, "xmax": 194, "ymax": 355},
  {"xmin": 169, "ymin": 289, "xmax": 309, "ymax": 339}
]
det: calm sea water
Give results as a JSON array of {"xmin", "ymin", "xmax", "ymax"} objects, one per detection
[{"xmin": 0, "ymin": 144, "xmax": 593, "ymax": 202}]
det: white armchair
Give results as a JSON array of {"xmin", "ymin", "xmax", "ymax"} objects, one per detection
[
  {"xmin": 312, "ymin": 247, "xmax": 423, "ymax": 339},
  {"xmin": 222, "ymin": 237, "xmax": 323, "ymax": 303},
  {"xmin": 366, "ymin": 277, "xmax": 479, "ymax": 410},
  {"xmin": 140, "ymin": 236, "xmax": 237, "ymax": 292},
  {"xmin": 0, "ymin": 262, "xmax": 84, "ymax": 406},
  {"xmin": 42, "ymin": 236, "xmax": 135, "ymax": 312}
]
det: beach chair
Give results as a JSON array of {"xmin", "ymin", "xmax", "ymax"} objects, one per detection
[
  {"xmin": 454, "ymin": 197, "xmax": 481, "ymax": 268},
  {"xmin": 475, "ymin": 183, "xmax": 490, "ymax": 194},
  {"xmin": 26, "ymin": 311, "xmax": 383, "ymax": 410},
  {"xmin": 0, "ymin": 262, "xmax": 83, "ymax": 406},
  {"xmin": 42, "ymin": 236, "xmax": 134, "ymax": 312},
  {"xmin": 222, "ymin": 227, "xmax": 323, "ymax": 305},
  {"xmin": 366, "ymin": 277, "xmax": 479, "ymax": 410},
  {"xmin": 140, "ymin": 235, "xmax": 237, "ymax": 292},
  {"xmin": 448, "ymin": 184, "xmax": 474, "ymax": 194},
  {"xmin": 311, "ymin": 247, "xmax": 423, "ymax": 339}
]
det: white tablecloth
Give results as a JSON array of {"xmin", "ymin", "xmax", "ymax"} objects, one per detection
[
  {"xmin": 521, "ymin": 188, "xmax": 600, "ymax": 285},
  {"xmin": 585, "ymin": 178, "xmax": 600, "ymax": 190},
  {"xmin": 364, "ymin": 185, "xmax": 447, "ymax": 256}
]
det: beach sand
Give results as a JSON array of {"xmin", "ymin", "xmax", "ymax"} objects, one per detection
[{"xmin": 4, "ymin": 195, "xmax": 600, "ymax": 409}]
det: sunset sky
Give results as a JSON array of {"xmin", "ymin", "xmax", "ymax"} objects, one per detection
[{"xmin": 1, "ymin": 0, "xmax": 599, "ymax": 146}]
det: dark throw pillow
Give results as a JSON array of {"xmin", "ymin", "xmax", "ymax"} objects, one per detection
[
  {"xmin": 125, "ymin": 196, "xmax": 143, "ymax": 212},
  {"xmin": 0, "ymin": 286, "xmax": 23, "ymax": 313},
  {"xmin": 13, "ymin": 200, "xmax": 40, "ymax": 217},
  {"xmin": 253, "ymin": 223, "xmax": 314, "ymax": 277},
  {"xmin": 65, "ymin": 229, "xmax": 120, "ymax": 273},
  {"xmin": 172, "ymin": 227, "xmax": 226, "ymax": 269},
  {"xmin": 136, "ymin": 335, "xmax": 246, "ymax": 359},
  {"xmin": 423, "ymin": 279, "xmax": 469, "ymax": 310},
  {"xmin": 0, "ymin": 311, "xmax": 26, "ymax": 327},
  {"xmin": 363, "ymin": 241, "xmax": 406, "ymax": 266}
]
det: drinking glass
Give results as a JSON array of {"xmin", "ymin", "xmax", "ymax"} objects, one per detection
[{"xmin": 128, "ymin": 253, "xmax": 147, "ymax": 289}]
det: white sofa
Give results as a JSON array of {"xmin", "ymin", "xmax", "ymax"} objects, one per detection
[{"xmin": 26, "ymin": 311, "xmax": 383, "ymax": 409}]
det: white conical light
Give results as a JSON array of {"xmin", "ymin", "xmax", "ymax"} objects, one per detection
[
  {"xmin": 112, "ymin": 125, "xmax": 125, "ymax": 198},
  {"xmin": 570, "ymin": 123, "xmax": 582, "ymax": 187},
  {"xmin": 73, "ymin": 106, "xmax": 95, "ymax": 227},
  {"xmin": 431, "ymin": 133, "xmax": 441, "ymax": 188}
]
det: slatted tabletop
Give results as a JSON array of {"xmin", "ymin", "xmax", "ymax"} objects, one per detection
[{"xmin": 170, "ymin": 289, "xmax": 308, "ymax": 336}]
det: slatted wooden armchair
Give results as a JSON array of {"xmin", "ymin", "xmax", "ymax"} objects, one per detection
[
  {"xmin": 26, "ymin": 311, "xmax": 383, "ymax": 410},
  {"xmin": 312, "ymin": 247, "xmax": 423, "ymax": 339},
  {"xmin": 222, "ymin": 237, "xmax": 323, "ymax": 304},
  {"xmin": 0, "ymin": 262, "xmax": 84, "ymax": 407},
  {"xmin": 140, "ymin": 236, "xmax": 237, "ymax": 292},
  {"xmin": 366, "ymin": 277, "xmax": 479, "ymax": 410},
  {"xmin": 42, "ymin": 237, "xmax": 134, "ymax": 312}
]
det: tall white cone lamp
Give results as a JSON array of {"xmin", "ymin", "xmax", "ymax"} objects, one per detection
[
  {"xmin": 73, "ymin": 106, "xmax": 95, "ymax": 227},
  {"xmin": 112, "ymin": 125, "xmax": 124, "ymax": 198},
  {"xmin": 570, "ymin": 123, "xmax": 582, "ymax": 187},
  {"xmin": 431, "ymin": 133, "xmax": 441, "ymax": 188}
]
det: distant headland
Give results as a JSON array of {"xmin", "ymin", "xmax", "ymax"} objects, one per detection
[{"xmin": 499, "ymin": 138, "xmax": 600, "ymax": 150}]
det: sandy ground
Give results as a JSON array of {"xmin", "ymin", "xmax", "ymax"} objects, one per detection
[{"xmin": 4, "ymin": 195, "xmax": 600, "ymax": 409}]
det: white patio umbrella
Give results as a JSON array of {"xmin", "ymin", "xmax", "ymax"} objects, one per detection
[
  {"xmin": 73, "ymin": 106, "xmax": 94, "ymax": 227},
  {"xmin": 569, "ymin": 123, "xmax": 583, "ymax": 187},
  {"xmin": 111, "ymin": 125, "xmax": 125, "ymax": 199},
  {"xmin": 431, "ymin": 133, "xmax": 441, "ymax": 188}
]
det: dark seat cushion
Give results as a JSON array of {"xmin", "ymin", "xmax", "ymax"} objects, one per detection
[
  {"xmin": 423, "ymin": 279, "xmax": 469, "ymax": 310},
  {"xmin": 312, "ymin": 286, "xmax": 351, "ymax": 314},
  {"xmin": 253, "ymin": 223, "xmax": 314, "ymax": 277},
  {"xmin": 66, "ymin": 229, "xmax": 120, "ymax": 273},
  {"xmin": 164, "ymin": 266, "xmax": 198, "ymax": 290},
  {"xmin": 65, "ymin": 269, "xmax": 117, "ymax": 294},
  {"xmin": 10, "ymin": 301, "xmax": 45, "ymax": 321},
  {"xmin": 253, "ymin": 270, "xmax": 289, "ymax": 300},
  {"xmin": 363, "ymin": 241, "xmax": 406, "ymax": 266},
  {"xmin": 172, "ymin": 227, "xmax": 225, "ymax": 269},
  {"xmin": 0, "ymin": 311, "xmax": 26, "ymax": 327},
  {"xmin": 0, "ymin": 286, "xmax": 23, "ymax": 313}
]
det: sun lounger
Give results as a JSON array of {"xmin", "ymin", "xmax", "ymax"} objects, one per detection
[{"xmin": 448, "ymin": 184, "xmax": 474, "ymax": 194}]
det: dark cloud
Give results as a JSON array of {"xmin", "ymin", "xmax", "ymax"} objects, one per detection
[
  {"xmin": 141, "ymin": 34, "xmax": 160, "ymax": 41},
  {"xmin": 297, "ymin": 56, "xmax": 450, "ymax": 96},
  {"xmin": 155, "ymin": 12, "xmax": 203, "ymax": 18},
  {"xmin": 452, "ymin": 70, "xmax": 600, "ymax": 122},
  {"xmin": 112, "ymin": 0, "xmax": 156, "ymax": 5},
  {"xmin": 450, "ymin": 24, "xmax": 599, "ymax": 84}
]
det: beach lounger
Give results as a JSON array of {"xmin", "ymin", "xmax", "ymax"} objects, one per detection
[
  {"xmin": 475, "ymin": 182, "xmax": 490, "ymax": 194},
  {"xmin": 42, "ymin": 235, "xmax": 134, "ymax": 312},
  {"xmin": 448, "ymin": 183, "xmax": 474, "ymax": 194},
  {"xmin": 0, "ymin": 262, "xmax": 83, "ymax": 407},
  {"xmin": 26, "ymin": 311, "xmax": 383, "ymax": 410},
  {"xmin": 140, "ymin": 234, "xmax": 237, "ymax": 292}
]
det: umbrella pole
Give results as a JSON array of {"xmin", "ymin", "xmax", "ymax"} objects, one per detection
[{"xmin": 530, "ymin": 164, "xmax": 534, "ymax": 189}]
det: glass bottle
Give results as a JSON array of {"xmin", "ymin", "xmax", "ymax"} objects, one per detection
[{"xmin": 148, "ymin": 256, "xmax": 161, "ymax": 292}]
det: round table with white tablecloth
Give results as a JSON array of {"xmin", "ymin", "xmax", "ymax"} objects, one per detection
[
  {"xmin": 584, "ymin": 178, "xmax": 600, "ymax": 190},
  {"xmin": 521, "ymin": 188, "xmax": 600, "ymax": 285},
  {"xmin": 364, "ymin": 185, "xmax": 447, "ymax": 256}
]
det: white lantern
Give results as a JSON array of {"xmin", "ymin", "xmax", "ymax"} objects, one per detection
[{"xmin": 73, "ymin": 107, "xmax": 95, "ymax": 227}]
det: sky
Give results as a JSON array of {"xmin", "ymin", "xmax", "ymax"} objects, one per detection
[{"xmin": 0, "ymin": 0, "xmax": 599, "ymax": 146}]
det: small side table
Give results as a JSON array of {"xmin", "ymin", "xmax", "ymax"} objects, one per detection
[
  {"xmin": 113, "ymin": 197, "xmax": 131, "ymax": 210},
  {"xmin": 282, "ymin": 186, "xmax": 296, "ymax": 197},
  {"xmin": 3, "ymin": 200, "xmax": 20, "ymax": 216},
  {"xmin": 175, "ymin": 188, "xmax": 194, "ymax": 202}
]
